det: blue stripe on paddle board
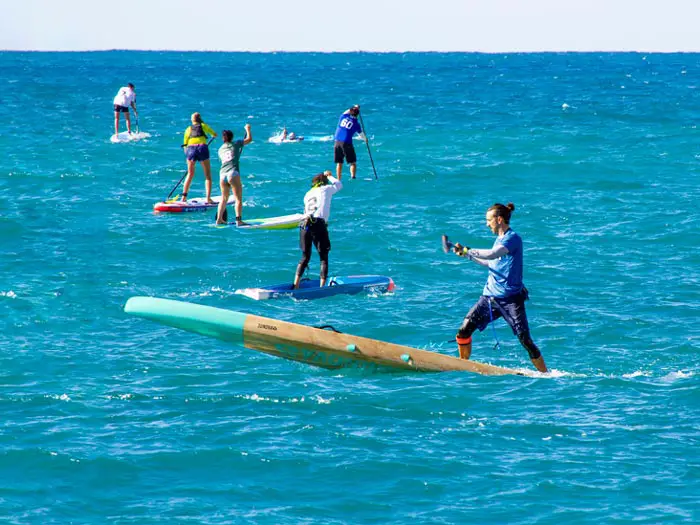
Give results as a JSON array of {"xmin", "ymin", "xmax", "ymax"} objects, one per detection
[{"xmin": 124, "ymin": 297, "xmax": 246, "ymax": 346}]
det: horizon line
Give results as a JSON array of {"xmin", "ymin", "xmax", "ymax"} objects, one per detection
[{"xmin": 2, "ymin": 48, "xmax": 700, "ymax": 54}]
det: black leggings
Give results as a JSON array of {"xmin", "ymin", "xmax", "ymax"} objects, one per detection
[
  {"xmin": 295, "ymin": 220, "xmax": 330, "ymax": 281},
  {"xmin": 296, "ymin": 255, "xmax": 328, "ymax": 281},
  {"xmin": 458, "ymin": 315, "xmax": 542, "ymax": 360}
]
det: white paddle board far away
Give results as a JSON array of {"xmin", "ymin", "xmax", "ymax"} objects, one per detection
[{"xmin": 110, "ymin": 131, "xmax": 151, "ymax": 143}]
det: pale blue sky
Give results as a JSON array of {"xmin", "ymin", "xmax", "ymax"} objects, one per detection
[{"xmin": 2, "ymin": 0, "xmax": 699, "ymax": 52}]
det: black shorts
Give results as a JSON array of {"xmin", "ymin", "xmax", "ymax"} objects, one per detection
[
  {"xmin": 334, "ymin": 141, "xmax": 357, "ymax": 164},
  {"xmin": 114, "ymin": 105, "xmax": 130, "ymax": 113},
  {"xmin": 464, "ymin": 289, "xmax": 530, "ymax": 336},
  {"xmin": 299, "ymin": 218, "xmax": 331, "ymax": 255}
]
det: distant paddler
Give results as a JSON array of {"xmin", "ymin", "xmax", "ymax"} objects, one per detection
[
  {"xmin": 293, "ymin": 170, "xmax": 343, "ymax": 289},
  {"xmin": 281, "ymin": 128, "xmax": 303, "ymax": 142},
  {"xmin": 112, "ymin": 83, "xmax": 137, "ymax": 136},
  {"xmin": 216, "ymin": 125, "xmax": 252, "ymax": 226},
  {"xmin": 181, "ymin": 112, "xmax": 217, "ymax": 203},
  {"xmin": 334, "ymin": 105, "xmax": 365, "ymax": 179},
  {"xmin": 445, "ymin": 203, "xmax": 548, "ymax": 373}
]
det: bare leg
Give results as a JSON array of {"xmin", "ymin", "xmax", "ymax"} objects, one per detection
[
  {"xmin": 216, "ymin": 180, "xmax": 230, "ymax": 224},
  {"xmin": 202, "ymin": 159, "xmax": 213, "ymax": 203},
  {"xmin": 336, "ymin": 163, "xmax": 342, "ymax": 179},
  {"xmin": 293, "ymin": 263, "xmax": 306, "ymax": 289},
  {"xmin": 531, "ymin": 356, "xmax": 548, "ymax": 373},
  {"xmin": 231, "ymin": 175, "xmax": 244, "ymax": 225},
  {"xmin": 181, "ymin": 160, "xmax": 196, "ymax": 201},
  {"xmin": 114, "ymin": 112, "xmax": 120, "ymax": 136},
  {"xmin": 457, "ymin": 341, "xmax": 472, "ymax": 360},
  {"xmin": 518, "ymin": 331, "xmax": 547, "ymax": 372},
  {"xmin": 349, "ymin": 162, "xmax": 357, "ymax": 179},
  {"xmin": 125, "ymin": 113, "xmax": 132, "ymax": 133}
]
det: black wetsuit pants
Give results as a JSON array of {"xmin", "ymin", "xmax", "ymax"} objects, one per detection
[{"xmin": 295, "ymin": 218, "xmax": 331, "ymax": 281}]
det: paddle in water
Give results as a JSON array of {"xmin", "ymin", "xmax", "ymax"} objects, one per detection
[
  {"xmin": 165, "ymin": 171, "xmax": 188, "ymax": 202},
  {"xmin": 357, "ymin": 110, "xmax": 378, "ymax": 180}
]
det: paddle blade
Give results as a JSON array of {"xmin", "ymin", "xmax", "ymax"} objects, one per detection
[
  {"xmin": 442, "ymin": 235, "xmax": 454, "ymax": 254},
  {"xmin": 214, "ymin": 207, "xmax": 228, "ymax": 224}
]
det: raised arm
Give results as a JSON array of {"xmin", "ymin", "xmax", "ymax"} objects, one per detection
[
  {"xmin": 243, "ymin": 123, "xmax": 252, "ymax": 145},
  {"xmin": 326, "ymin": 170, "xmax": 342, "ymax": 190},
  {"xmin": 202, "ymin": 122, "xmax": 217, "ymax": 139}
]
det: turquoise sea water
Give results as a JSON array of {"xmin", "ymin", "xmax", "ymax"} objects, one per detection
[{"xmin": 1, "ymin": 51, "xmax": 699, "ymax": 523}]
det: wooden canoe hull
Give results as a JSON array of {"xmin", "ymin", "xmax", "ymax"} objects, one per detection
[{"xmin": 124, "ymin": 297, "xmax": 531, "ymax": 376}]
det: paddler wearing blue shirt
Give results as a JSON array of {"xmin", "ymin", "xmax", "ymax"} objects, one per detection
[
  {"xmin": 334, "ymin": 105, "xmax": 365, "ymax": 179},
  {"xmin": 450, "ymin": 203, "xmax": 548, "ymax": 373}
]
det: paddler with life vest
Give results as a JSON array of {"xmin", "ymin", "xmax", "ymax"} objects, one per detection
[{"xmin": 181, "ymin": 112, "xmax": 217, "ymax": 203}]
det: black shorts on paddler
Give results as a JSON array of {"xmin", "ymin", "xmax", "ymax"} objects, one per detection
[
  {"xmin": 334, "ymin": 141, "xmax": 357, "ymax": 164},
  {"xmin": 114, "ymin": 104, "xmax": 129, "ymax": 113},
  {"xmin": 464, "ymin": 288, "xmax": 531, "ymax": 336}
]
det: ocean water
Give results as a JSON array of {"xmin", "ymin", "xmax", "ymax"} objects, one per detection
[{"xmin": 1, "ymin": 51, "xmax": 699, "ymax": 523}]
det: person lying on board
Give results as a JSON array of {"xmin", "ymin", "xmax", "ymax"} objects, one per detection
[
  {"xmin": 450, "ymin": 203, "xmax": 548, "ymax": 373},
  {"xmin": 293, "ymin": 170, "xmax": 343, "ymax": 289},
  {"xmin": 280, "ymin": 128, "xmax": 302, "ymax": 141}
]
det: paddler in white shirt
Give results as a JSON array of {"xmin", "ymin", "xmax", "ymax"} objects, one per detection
[
  {"xmin": 113, "ymin": 83, "xmax": 137, "ymax": 136},
  {"xmin": 293, "ymin": 170, "xmax": 343, "ymax": 289}
]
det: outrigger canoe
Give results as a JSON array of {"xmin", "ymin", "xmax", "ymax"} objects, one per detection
[{"xmin": 124, "ymin": 297, "xmax": 533, "ymax": 376}]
